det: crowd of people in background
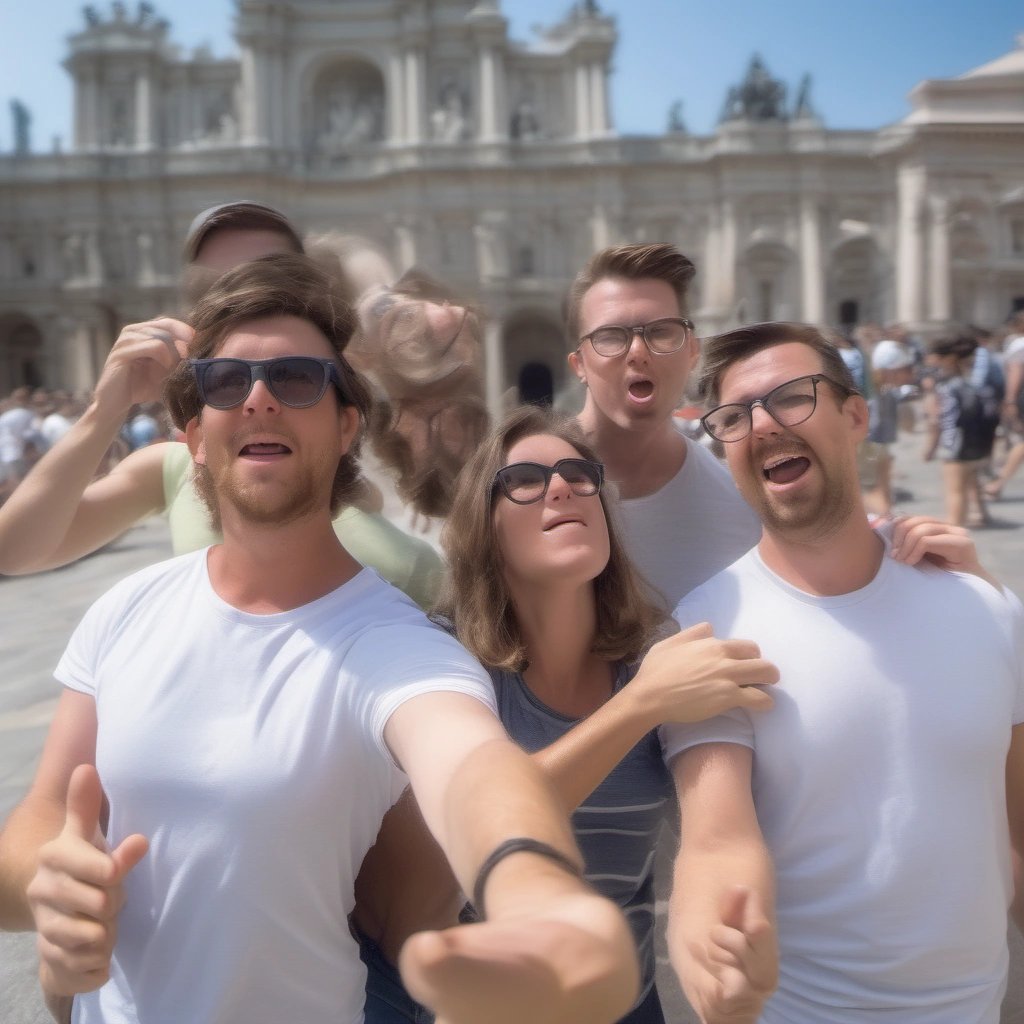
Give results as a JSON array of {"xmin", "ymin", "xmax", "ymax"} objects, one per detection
[{"xmin": 0, "ymin": 199, "xmax": 1023, "ymax": 1024}]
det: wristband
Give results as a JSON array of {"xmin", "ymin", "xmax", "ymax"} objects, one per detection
[{"xmin": 472, "ymin": 837, "xmax": 583, "ymax": 919}]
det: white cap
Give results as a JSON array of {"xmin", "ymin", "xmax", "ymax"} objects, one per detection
[{"xmin": 871, "ymin": 339, "xmax": 914, "ymax": 371}]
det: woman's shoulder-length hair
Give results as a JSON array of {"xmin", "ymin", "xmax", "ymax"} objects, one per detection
[{"xmin": 436, "ymin": 405, "xmax": 667, "ymax": 672}]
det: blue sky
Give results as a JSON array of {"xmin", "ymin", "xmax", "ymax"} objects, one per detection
[{"xmin": 1, "ymin": 0, "xmax": 1021, "ymax": 152}]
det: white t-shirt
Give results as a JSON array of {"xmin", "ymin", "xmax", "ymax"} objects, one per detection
[
  {"xmin": 57, "ymin": 551, "xmax": 496, "ymax": 1024},
  {"xmin": 663, "ymin": 545, "xmax": 1024, "ymax": 1023},
  {"xmin": 614, "ymin": 433, "xmax": 760, "ymax": 609},
  {"xmin": 0, "ymin": 404, "xmax": 34, "ymax": 462}
]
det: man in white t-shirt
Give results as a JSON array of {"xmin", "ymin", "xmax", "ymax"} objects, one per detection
[
  {"xmin": 662, "ymin": 321, "xmax": 1024, "ymax": 1023},
  {"xmin": 565, "ymin": 243, "xmax": 761, "ymax": 609},
  {"xmin": 0, "ymin": 253, "xmax": 639, "ymax": 1024}
]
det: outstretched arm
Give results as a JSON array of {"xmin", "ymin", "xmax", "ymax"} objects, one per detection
[
  {"xmin": 386, "ymin": 692, "xmax": 639, "ymax": 1024},
  {"xmin": 668, "ymin": 742, "xmax": 777, "ymax": 1024},
  {"xmin": 1006, "ymin": 725, "xmax": 1024, "ymax": 932},
  {"xmin": 533, "ymin": 624, "xmax": 778, "ymax": 812},
  {"xmin": 0, "ymin": 317, "xmax": 192, "ymax": 575}
]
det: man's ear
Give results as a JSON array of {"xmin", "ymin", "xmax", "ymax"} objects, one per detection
[
  {"xmin": 185, "ymin": 415, "xmax": 206, "ymax": 466},
  {"xmin": 568, "ymin": 348, "xmax": 586, "ymax": 385},
  {"xmin": 845, "ymin": 393, "xmax": 870, "ymax": 440},
  {"xmin": 338, "ymin": 405, "xmax": 361, "ymax": 456}
]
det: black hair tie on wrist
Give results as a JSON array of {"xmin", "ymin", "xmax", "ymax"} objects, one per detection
[{"xmin": 472, "ymin": 837, "xmax": 584, "ymax": 919}]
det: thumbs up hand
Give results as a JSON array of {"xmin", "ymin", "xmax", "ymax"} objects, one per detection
[{"xmin": 27, "ymin": 765, "xmax": 148, "ymax": 996}]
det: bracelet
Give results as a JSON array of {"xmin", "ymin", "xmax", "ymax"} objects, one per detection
[{"xmin": 471, "ymin": 837, "xmax": 584, "ymax": 919}]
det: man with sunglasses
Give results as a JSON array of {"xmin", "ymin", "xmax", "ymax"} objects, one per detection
[
  {"xmin": 0, "ymin": 253, "xmax": 640, "ymax": 1024},
  {"xmin": 566, "ymin": 242, "xmax": 761, "ymax": 609},
  {"xmin": 661, "ymin": 322, "xmax": 1023, "ymax": 1023}
]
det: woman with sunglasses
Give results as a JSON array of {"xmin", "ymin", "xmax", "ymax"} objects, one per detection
[{"xmin": 353, "ymin": 405, "xmax": 780, "ymax": 1024}]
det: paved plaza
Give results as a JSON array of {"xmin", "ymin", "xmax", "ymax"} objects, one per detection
[{"xmin": 3, "ymin": 425, "xmax": 1024, "ymax": 1021}]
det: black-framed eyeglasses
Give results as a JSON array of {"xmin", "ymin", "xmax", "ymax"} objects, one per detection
[
  {"xmin": 190, "ymin": 357, "xmax": 349, "ymax": 410},
  {"xmin": 579, "ymin": 317, "xmax": 693, "ymax": 358},
  {"xmin": 701, "ymin": 374, "xmax": 856, "ymax": 443},
  {"xmin": 492, "ymin": 459, "xmax": 604, "ymax": 505}
]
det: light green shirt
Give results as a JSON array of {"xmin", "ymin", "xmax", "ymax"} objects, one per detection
[{"xmin": 162, "ymin": 442, "xmax": 444, "ymax": 608}]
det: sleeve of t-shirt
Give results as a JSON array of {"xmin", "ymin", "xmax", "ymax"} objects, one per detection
[
  {"xmin": 362, "ymin": 621, "xmax": 498, "ymax": 768},
  {"xmin": 54, "ymin": 580, "xmax": 131, "ymax": 698},
  {"xmin": 659, "ymin": 590, "xmax": 756, "ymax": 764}
]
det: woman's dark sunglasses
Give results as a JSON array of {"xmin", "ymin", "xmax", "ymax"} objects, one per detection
[
  {"xmin": 492, "ymin": 458, "xmax": 604, "ymax": 505},
  {"xmin": 190, "ymin": 357, "xmax": 348, "ymax": 410}
]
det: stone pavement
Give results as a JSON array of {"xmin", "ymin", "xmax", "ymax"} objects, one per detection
[{"xmin": 4, "ymin": 424, "xmax": 1024, "ymax": 1021}]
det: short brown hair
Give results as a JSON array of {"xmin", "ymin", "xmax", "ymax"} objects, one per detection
[
  {"xmin": 565, "ymin": 243, "xmax": 697, "ymax": 345},
  {"xmin": 182, "ymin": 201, "xmax": 304, "ymax": 264},
  {"xmin": 700, "ymin": 321, "xmax": 860, "ymax": 408},
  {"xmin": 163, "ymin": 252, "xmax": 373, "ymax": 528},
  {"xmin": 436, "ymin": 405, "xmax": 666, "ymax": 671}
]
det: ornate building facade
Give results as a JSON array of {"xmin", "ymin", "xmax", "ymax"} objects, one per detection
[{"xmin": 1, "ymin": 0, "xmax": 1022, "ymax": 407}]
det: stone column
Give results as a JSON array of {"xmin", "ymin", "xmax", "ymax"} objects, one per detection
[
  {"xmin": 799, "ymin": 195, "xmax": 825, "ymax": 324},
  {"xmin": 702, "ymin": 208, "xmax": 723, "ymax": 310},
  {"xmin": 404, "ymin": 48, "xmax": 425, "ymax": 144},
  {"xmin": 81, "ymin": 69, "xmax": 100, "ymax": 149},
  {"xmin": 394, "ymin": 220, "xmax": 417, "ymax": 271},
  {"xmin": 483, "ymin": 318, "xmax": 505, "ymax": 420},
  {"xmin": 134, "ymin": 69, "xmax": 152, "ymax": 149},
  {"xmin": 239, "ymin": 47, "xmax": 260, "ymax": 143},
  {"xmin": 478, "ymin": 46, "xmax": 498, "ymax": 141},
  {"xmin": 895, "ymin": 164, "xmax": 926, "ymax": 323},
  {"xmin": 591, "ymin": 205, "xmax": 610, "ymax": 252},
  {"xmin": 387, "ymin": 52, "xmax": 405, "ymax": 143},
  {"xmin": 589, "ymin": 62, "xmax": 609, "ymax": 137},
  {"xmin": 575, "ymin": 62, "xmax": 591, "ymax": 139},
  {"xmin": 927, "ymin": 195, "xmax": 951, "ymax": 322},
  {"xmin": 719, "ymin": 199, "xmax": 738, "ymax": 314}
]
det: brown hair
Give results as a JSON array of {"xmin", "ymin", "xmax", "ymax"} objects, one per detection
[
  {"xmin": 163, "ymin": 252, "xmax": 373, "ymax": 528},
  {"xmin": 565, "ymin": 242, "xmax": 697, "ymax": 346},
  {"xmin": 436, "ymin": 405, "xmax": 666, "ymax": 671},
  {"xmin": 928, "ymin": 332, "xmax": 978, "ymax": 360},
  {"xmin": 182, "ymin": 201, "xmax": 304, "ymax": 264},
  {"xmin": 700, "ymin": 321, "xmax": 860, "ymax": 408}
]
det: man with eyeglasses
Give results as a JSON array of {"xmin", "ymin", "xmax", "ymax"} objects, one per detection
[
  {"xmin": 0, "ymin": 253, "xmax": 641, "ymax": 1024},
  {"xmin": 662, "ymin": 321, "xmax": 1022, "ymax": 1023},
  {"xmin": 566, "ymin": 242, "xmax": 761, "ymax": 609}
]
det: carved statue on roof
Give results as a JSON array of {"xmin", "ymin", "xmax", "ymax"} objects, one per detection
[
  {"xmin": 667, "ymin": 100, "xmax": 686, "ymax": 134},
  {"xmin": 719, "ymin": 55, "xmax": 788, "ymax": 123},
  {"xmin": 10, "ymin": 100, "xmax": 31, "ymax": 155},
  {"xmin": 793, "ymin": 73, "xmax": 816, "ymax": 120}
]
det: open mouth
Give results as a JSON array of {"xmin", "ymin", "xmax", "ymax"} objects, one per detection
[
  {"xmin": 627, "ymin": 379, "xmax": 654, "ymax": 401},
  {"xmin": 239, "ymin": 442, "xmax": 292, "ymax": 460},
  {"xmin": 763, "ymin": 455, "xmax": 810, "ymax": 484}
]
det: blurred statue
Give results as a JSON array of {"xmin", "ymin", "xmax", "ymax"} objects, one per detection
[
  {"xmin": 10, "ymin": 100, "xmax": 30, "ymax": 155},
  {"xmin": 793, "ymin": 74, "xmax": 816, "ymax": 120},
  {"xmin": 667, "ymin": 100, "xmax": 686, "ymax": 134},
  {"xmin": 430, "ymin": 80, "xmax": 469, "ymax": 143}
]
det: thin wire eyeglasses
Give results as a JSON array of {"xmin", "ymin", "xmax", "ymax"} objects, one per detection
[
  {"xmin": 701, "ymin": 374, "xmax": 856, "ymax": 443},
  {"xmin": 578, "ymin": 317, "xmax": 694, "ymax": 358}
]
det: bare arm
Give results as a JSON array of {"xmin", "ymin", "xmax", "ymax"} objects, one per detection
[
  {"xmin": 386, "ymin": 692, "xmax": 639, "ymax": 1024},
  {"xmin": 533, "ymin": 625, "xmax": 777, "ymax": 812},
  {"xmin": 0, "ymin": 317, "xmax": 192, "ymax": 575},
  {"xmin": 921, "ymin": 389, "xmax": 942, "ymax": 462},
  {"xmin": 669, "ymin": 743, "xmax": 777, "ymax": 1024}
]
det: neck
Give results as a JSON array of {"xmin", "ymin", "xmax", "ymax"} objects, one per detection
[
  {"xmin": 507, "ymin": 578, "xmax": 609, "ymax": 714},
  {"xmin": 208, "ymin": 509, "xmax": 361, "ymax": 613},
  {"xmin": 576, "ymin": 405, "xmax": 686, "ymax": 499},
  {"xmin": 757, "ymin": 505, "xmax": 884, "ymax": 596}
]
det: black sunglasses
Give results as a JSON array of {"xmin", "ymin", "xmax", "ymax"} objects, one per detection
[
  {"xmin": 190, "ymin": 357, "xmax": 348, "ymax": 411},
  {"xmin": 492, "ymin": 459, "xmax": 604, "ymax": 505}
]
